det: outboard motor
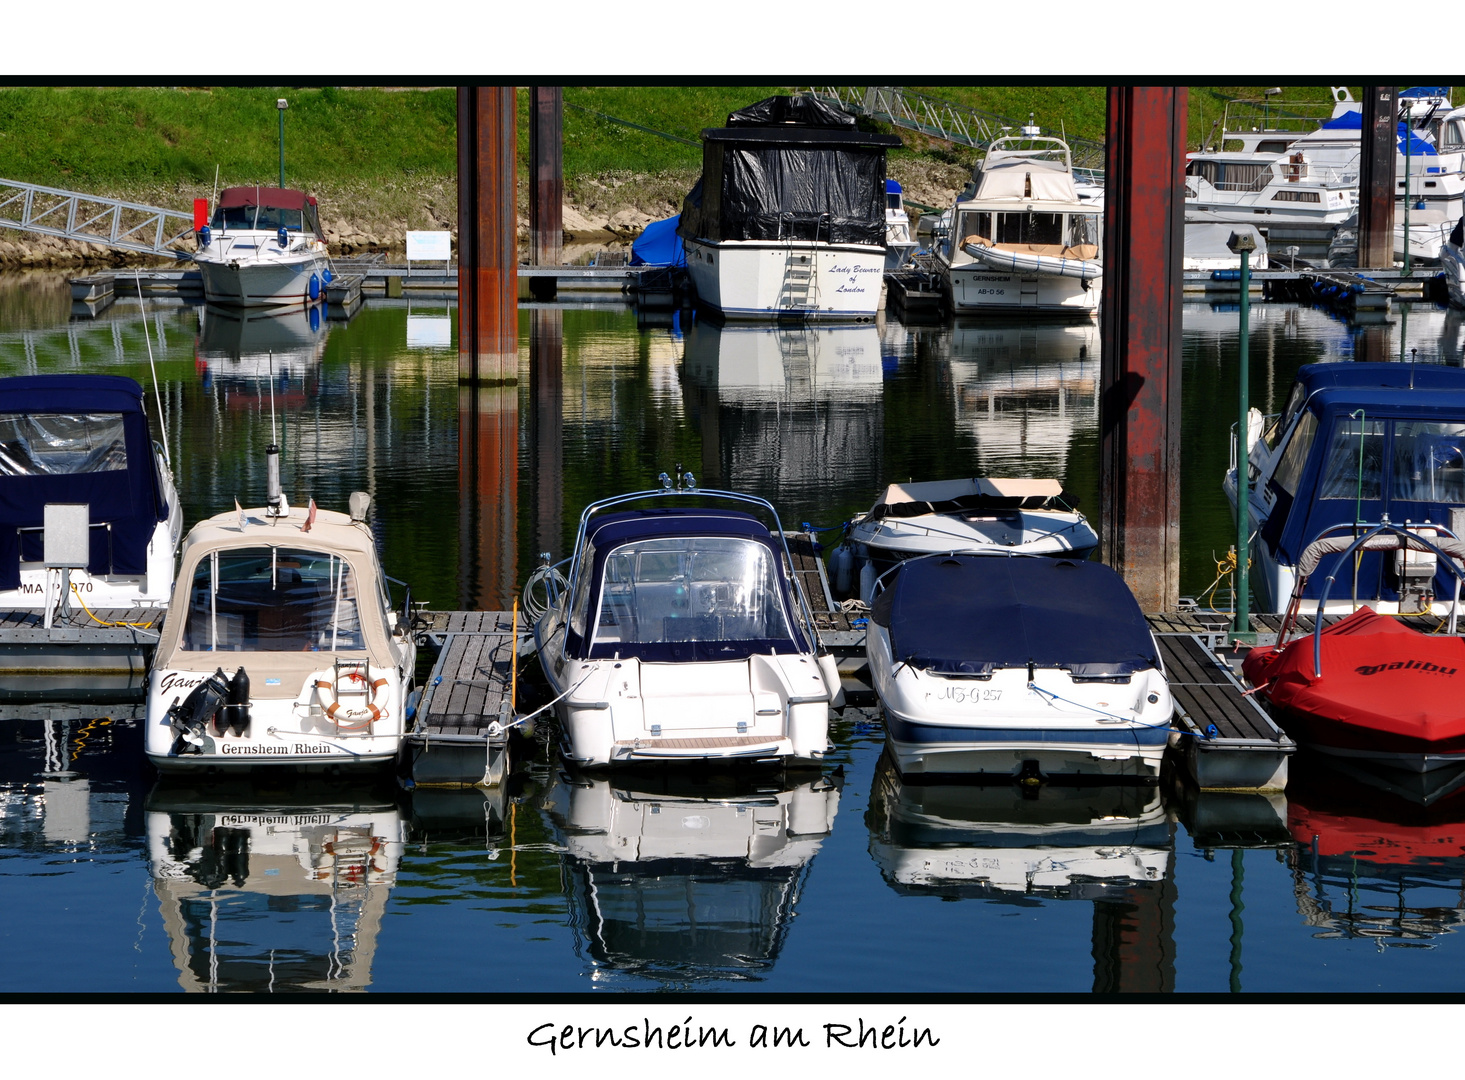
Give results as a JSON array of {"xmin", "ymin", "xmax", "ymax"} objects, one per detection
[{"xmin": 166, "ymin": 668, "xmax": 230, "ymax": 755}]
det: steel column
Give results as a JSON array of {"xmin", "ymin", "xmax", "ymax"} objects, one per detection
[
  {"xmin": 457, "ymin": 87, "xmax": 519, "ymax": 385},
  {"xmin": 529, "ymin": 308, "xmax": 564, "ymax": 560},
  {"xmin": 1357, "ymin": 87, "xmax": 1398, "ymax": 270},
  {"xmin": 458, "ymin": 384, "xmax": 519, "ymax": 611},
  {"xmin": 1100, "ymin": 86, "xmax": 1186, "ymax": 613},
  {"xmin": 529, "ymin": 86, "xmax": 564, "ymax": 291}
]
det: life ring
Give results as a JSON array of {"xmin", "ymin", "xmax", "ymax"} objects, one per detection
[{"xmin": 315, "ymin": 669, "xmax": 390, "ymax": 730}]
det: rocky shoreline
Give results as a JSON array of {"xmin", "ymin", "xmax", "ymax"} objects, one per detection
[{"xmin": 0, "ymin": 161, "xmax": 968, "ymax": 269}]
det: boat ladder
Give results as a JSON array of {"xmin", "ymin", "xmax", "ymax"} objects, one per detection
[{"xmin": 780, "ymin": 250, "xmax": 817, "ymax": 314}]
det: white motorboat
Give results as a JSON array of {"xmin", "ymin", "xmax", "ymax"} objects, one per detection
[
  {"xmin": 0, "ymin": 374, "xmax": 182, "ymax": 618},
  {"xmin": 866, "ymin": 554, "xmax": 1172, "ymax": 779},
  {"xmin": 145, "ymin": 475, "xmax": 417, "ymax": 771},
  {"xmin": 884, "ymin": 179, "xmax": 918, "ymax": 270},
  {"xmin": 530, "ymin": 472, "xmax": 841, "ymax": 768},
  {"xmin": 1184, "ymin": 222, "xmax": 1271, "ymax": 270},
  {"xmin": 1443, "ymin": 216, "xmax": 1465, "ymax": 307},
  {"xmin": 194, "ymin": 186, "xmax": 333, "ymax": 307},
  {"xmin": 677, "ymin": 94, "xmax": 901, "ymax": 320},
  {"xmin": 830, "ymin": 477, "xmax": 1097, "ymax": 604},
  {"xmin": 935, "ymin": 134, "xmax": 1102, "ymax": 316}
]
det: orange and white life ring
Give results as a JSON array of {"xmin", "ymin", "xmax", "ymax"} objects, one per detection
[{"xmin": 315, "ymin": 669, "xmax": 390, "ymax": 730}]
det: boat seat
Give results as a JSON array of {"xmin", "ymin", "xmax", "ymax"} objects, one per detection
[{"xmin": 963, "ymin": 235, "xmax": 1098, "ymax": 260}]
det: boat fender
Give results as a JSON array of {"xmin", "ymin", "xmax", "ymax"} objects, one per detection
[
  {"xmin": 830, "ymin": 543, "xmax": 854, "ymax": 596},
  {"xmin": 309, "ymin": 304, "xmax": 321, "ymax": 333},
  {"xmin": 278, "ymin": 227, "xmax": 289, "ymax": 249},
  {"xmin": 309, "ymin": 273, "xmax": 321, "ymax": 301},
  {"xmin": 315, "ymin": 669, "xmax": 391, "ymax": 727},
  {"xmin": 198, "ymin": 225, "xmax": 211, "ymax": 247},
  {"xmin": 222, "ymin": 667, "xmax": 251, "ymax": 737},
  {"xmin": 322, "ymin": 268, "xmax": 333, "ymax": 284}
]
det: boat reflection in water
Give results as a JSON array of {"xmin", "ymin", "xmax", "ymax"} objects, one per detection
[
  {"xmin": 1288, "ymin": 763, "xmax": 1465, "ymax": 945},
  {"xmin": 146, "ymin": 778, "xmax": 403, "ymax": 992},
  {"xmin": 945, "ymin": 320, "xmax": 1098, "ymax": 479},
  {"xmin": 540, "ymin": 769, "xmax": 841, "ymax": 986},
  {"xmin": 866, "ymin": 754, "xmax": 1170, "ymax": 899},
  {"xmin": 679, "ymin": 320, "xmax": 883, "ymax": 512},
  {"xmin": 194, "ymin": 303, "xmax": 328, "ymax": 403}
]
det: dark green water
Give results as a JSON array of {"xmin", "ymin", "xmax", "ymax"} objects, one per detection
[{"xmin": 3, "ymin": 270, "xmax": 1465, "ymax": 992}]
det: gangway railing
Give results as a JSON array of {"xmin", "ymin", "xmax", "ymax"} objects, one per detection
[
  {"xmin": 0, "ymin": 178, "xmax": 195, "ymax": 260},
  {"xmin": 805, "ymin": 87, "xmax": 1107, "ymax": 175}
]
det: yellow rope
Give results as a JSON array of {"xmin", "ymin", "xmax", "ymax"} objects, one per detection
[
  {"xmin": 69, "ymin": 584, "xmax": 155, "ymax": 628},
  {"xmin": 71, "ymin": 717, "xmax": 113, "ymax": 761}
]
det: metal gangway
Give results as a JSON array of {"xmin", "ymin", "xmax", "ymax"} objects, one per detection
[
  {"xmin": 805, "ymin": 87, "xmax": 1107, "ymax": 177},
  {"xmin": 0, "ymin": 177, "xmax": 195, "ymax": 259}
]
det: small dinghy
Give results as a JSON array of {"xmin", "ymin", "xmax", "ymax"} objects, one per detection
[
  {"xmin": 531, "ymin": 470, "xmax": 841, "ymax": 769},
  {"xmin": 866, "ymin": 554, "xmax": 1172, "ymax": 779},
  {"xmin": 1243, "ymin": 524, "xmax": 1465, "ymax": 776},
  {"xmin": 831, "ymin": 477, "xmax": 1096, "ymax": 603},
  {"xmin": 961, "ymin": 239, "xmax": 1100, "ymax": 281}
]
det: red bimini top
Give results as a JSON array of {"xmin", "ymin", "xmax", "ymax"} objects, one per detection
[
  {"xmin": 217, "ymin": 186, "xmax": 317, "ymax": 210},
  {"xmin": 1243, "ymin": 607, "xmax": 1465, "ymax": 745}
]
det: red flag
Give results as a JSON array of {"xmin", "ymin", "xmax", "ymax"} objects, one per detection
[{"xmin": 303, "ymin": 498, "xmax": 317, "ymax": 532}]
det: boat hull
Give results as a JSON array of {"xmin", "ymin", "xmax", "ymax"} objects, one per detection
[
  {"xmin": 1444, "ymin": 239, "xmax": 1465, "ymax": 308},
  {"xmin": 684, "ymin": 238, "xmax": 884, "ymax": 320},
  {"xmin": 941, "ymin": 262, "xmax": 1100, "ymax": 316},
  {"xmin": 196, "ymin": 251, "xmax": 331, "ymax": 307}
]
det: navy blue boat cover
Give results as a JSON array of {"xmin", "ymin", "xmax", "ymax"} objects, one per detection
[
  {"xmin": 871, "ymin": 555, "xmax": 1158, "ymax": 678},
  {"xmin": 0, "ymin": 375, "xmax": 166, "ymax": 590},
  {"xmin": 630, "ymin": 215, "xmax": 687, "ymax": 267}
]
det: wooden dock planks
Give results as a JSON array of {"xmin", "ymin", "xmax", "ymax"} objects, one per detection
[{"xmin": 414, "ymin": 613, "xmax": 519, "ymax": 738}]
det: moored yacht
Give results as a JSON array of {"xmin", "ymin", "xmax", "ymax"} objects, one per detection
[
  {"xmin": 194, "ymin": 186, "xmax": 333, "ymax": 307},
  {"xmin": 935, "ymin": 134, "xmax": 1102, "ymax": 316},
  {"xmin": 531, "ymin": 472, "xmax": 841, "ymax": 768},
  {"xmin": 678, "ymin": 95, "xmax": 901, "ymax": 320},
  {"xmin": 884, "ymin": 179, "xmax": 918, "ymax": 270}
]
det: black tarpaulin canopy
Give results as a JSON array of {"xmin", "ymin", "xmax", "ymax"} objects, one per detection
[
  {"xmin": 871, "ymin": 555, "xmax": 1158, "ymax": 678},
  {"xmin": 678, "ymin": 95, "xmax": 901, "ymax": 247}
]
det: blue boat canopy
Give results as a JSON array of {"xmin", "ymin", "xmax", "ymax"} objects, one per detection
[
  {"xmin": 630, "ymin": 215, "xmax": 687, "ymax": 267},
  {"xmin": 871, "ymin": 555, "xmax": 1158, "ymax": 678},
  {"xmin": 565, "ymin": 506, "xmax": 808, "ymax": 662},
  {"xmin": 0, "ymin": 375, "xmax": 168, "ymax": 590}
]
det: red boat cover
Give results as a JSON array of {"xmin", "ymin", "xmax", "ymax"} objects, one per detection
[
  {"xmin": 1243, "ymin": 608, "xmax": 1465, "ymax": 744},
  {"xmin": 217, "ymin": 186, "xmax": 316, "ymax": 209},
  {"xmin": 1288, "ymin": 801, "xmax": 1465, "ymax": 863}
]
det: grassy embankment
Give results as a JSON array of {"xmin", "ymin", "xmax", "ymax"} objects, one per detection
[{"xmin": 0, "ymin": 85, "xmax": 1355, "ymax": 261}]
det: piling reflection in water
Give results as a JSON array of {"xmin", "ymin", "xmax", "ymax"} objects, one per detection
[
  {"xmin": 458, "ymin": 382, "xmax": 518, "ymax": 611},
  {"xmin": 145, "ymin": 779, "xmax": 404, "ymax": 992},
  {"xmin": 540, "ymin": 769, "xmax": 841, "ymax": 986}
]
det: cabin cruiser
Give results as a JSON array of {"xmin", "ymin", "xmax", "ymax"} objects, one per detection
[
  {"xmin": 677, "ymin": 94, "xmax": 901, "ymax": 320},
  {"xmin": 145, "ymin": 480, "xmax": 416, "ymax": 771},
  {"xmin": 1225, "ymin": 361, "xmax": 1465, "ymax": 615},
  {"xmin": 830, "ymin": 478, "xmax": 1097, "ymax": 604},
  {"xmin": 884, "ymin": 179, "xmax": 918, "ymax": 270},
  {"xmin": 866, "ymin": 554, "xmax": 1172, "ymax": 779},
  {"xmin": 935, "ymin": 135, "xmax": 1101, "ymax": 316},
  {"xmin": 1443, "ymin": 216, "xmax": 1465, "ymax": 307},
  {"xmin": 146, "ymin": 780, "xmax": 404, "ymax": 991},
  {"xmin": 866, "ymin": 755, "xmax": 1171, "ymax": 899},
  {"xmin": 194, "ymin": 186, "xmax": 333, "ymax": 307},
  {"xmin": 540, "ymin": 769, "xmax": 839, "ymax": 983},
  {"xmin": 0, "ymin": 375, "xmax": 181, "ymax": 620},
  {"xmin": 531, "ymin": 474, "xmax": 841, "ymax": 768}
]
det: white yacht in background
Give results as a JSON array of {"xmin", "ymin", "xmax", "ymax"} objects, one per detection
[
  {"xmin": 884, "ymin": 179, "xmax": 918, "ymax": 270},
  {"xmin": 935, "ymin": 135, "xmax": 1102, "ymax": 316},
  {"xmin": 678, "ymin": 95, "xmax": 901, "ymax": 320},
  {"xmin": 1443, "ymin": 216, "xmax": 1465, "ymax": 307},
  {"xmin": 194, "ymin": 186, "xmax": 333, "ymax": 307}
]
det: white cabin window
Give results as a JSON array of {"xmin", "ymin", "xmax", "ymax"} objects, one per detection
[
  {"xmin": 958, "ymin": 211, "xmax": 992, "ymax": 243},
  {"xmin": 1392, "ymin": 422, "xmax": 1465, "ymax": 503},
  {"xmin": 1270, "ymin": 410, "xmax": 1317, "ymax": 497},
  {"xmin": 0, "ymin": 413, "xmax": 127, "ymax": 476},
  {"xmin": 1318, "ymin": 417, "xmax": 1385, "ymax": 500},
  {"xmin": 995, "ymin": 211, "xmax": 1063, "ymax": 246},
  {"xmin": 1271, "ymin": 190, "xmax": 1321, "ymax": 203},
  {"xmin": 183, "ymin": 547, "xmax": 366, "ymax": 653}
]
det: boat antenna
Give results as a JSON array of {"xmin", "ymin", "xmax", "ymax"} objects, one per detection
[
  {"xmin": 132, "ymin": 268, "xmax": 170, "ymax": 467},
  {"xmin": 1411, "ymin": 347, "xmax": 1418, "ymax": 389},
  {"xmin": 269, "ymin": 348, "xmax": 277, "ymax": 445},
  {"xmin": 211, "ymin": 164, "xmax": 220, "ymax": 217},
  {"xmin": 265, "ymin": 349, "xmax": 287, "ymax": 518}
]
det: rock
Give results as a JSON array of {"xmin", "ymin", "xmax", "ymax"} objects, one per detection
[
  {"xmin": 561, "ymin": 205, "xmax": 609, "ymax": 236},
  {"xmin": 606, "ymin": 208, "xmax": 652, "ymax": 236}
]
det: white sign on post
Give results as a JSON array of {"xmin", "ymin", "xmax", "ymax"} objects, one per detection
[{"xmin": 405, "ymin": 231, "xmax": 452, "ymax": 277}]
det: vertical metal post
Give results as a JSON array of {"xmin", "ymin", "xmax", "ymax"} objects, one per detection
[
  {"xmin": 458, "ymin": 384, "xmax": 519, "ymax": 611},
  {"xmin": 529, "ymin": 308, "xmax": 564, "ymax": 559},
  {"xmin": 457, "ymin": 87, "xmax": 519, "ymax": 385},
  {"xmin": 1402, "ymin": 114, "xmax": 1413, "ymax": 277},
  {"xmin": 529, "ymin": 86, "xmax": 564, "ymax": 297},
  {"xmin": 1357, "ymin": 87, "xmax": 1397, "ymax": 270},
  {"xmin": 277, "ymin": 98, "xmax": 287, "ymax": 188},
  {"xmin": 1233, "ymin": 242, "xmax": 1252, "ymax": 642},
  {"xmin": 1100, "ymin": 86, "xmax": 1187, "ymax": 613}
]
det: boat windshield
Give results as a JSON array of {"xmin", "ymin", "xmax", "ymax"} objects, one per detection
[
  {"xmin": 210, "ymin": 206, "xmax": 306, "ymax": 232},
  {"xmin": 1317, "ymin": 417, "xmax": 1465, "ymax": 503},
  {"xmin": 0, "ymin": 413, "xmax": 127, "ymax": 476},
  {"xmin": 182, "ymin": 547, "xmax": 367, "ymax": 652},
  {"xmin": 590, "ymin": 537, "xmax": 793, "ymax": 653},
  {"xmin": 960, "ymin": 210, "xmax": 1094, "ymax": 251}
]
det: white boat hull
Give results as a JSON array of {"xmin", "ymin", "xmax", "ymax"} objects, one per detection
[
  {"xmin": 942, "ymin": 262, "xmax": 1100, "ymax": 315},
  {"xmin": 196, "ymin": 248, "xmax": 331, "ymax": 307},
  {"xmin": 1444, "ymin": 239, "xmax": 1465, "ymax": 308},
  {"xmin": 684, "ymin": 238, "xmax": 884, "ymax": 319},
  {"xmin": 867, "ymin": 623, "xmax": 1171, "ymax": 778}
]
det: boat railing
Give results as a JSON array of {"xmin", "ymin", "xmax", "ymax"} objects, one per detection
[{"xmin": 1305, "ymin": 523, "xmax": 1465, "ymax": 675}]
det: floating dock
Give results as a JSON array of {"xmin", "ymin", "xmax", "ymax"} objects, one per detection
[{"xmin": 0, "ymin": 605, "xmax": 162, "ymax": 713}]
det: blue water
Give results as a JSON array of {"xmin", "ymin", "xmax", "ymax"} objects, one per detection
[{"xmin": 3, "ymin": 272, "xmax": 1465, "ymax": 993}]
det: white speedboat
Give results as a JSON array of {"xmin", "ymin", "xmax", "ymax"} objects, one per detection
[
  {"xmin": 866, "ymin": 554, "xmax": 1172, "ymax": 779},
  {"xmin": 830, "ymin": 477, "xmax": 1097, "ymax": 603},
  {"xmin": 884, "ymin": 179, "xmax": 918, "ymax": 270},
  {"xmin": 194, "ymin": 186, "xmax": 333, "ymax": 307},
  {"xmin": 678, "ymin": 94, "xmax": 901, "ymax": 320},
  {"xmin": 0, "ymin": 374, "xmax": 181, "ymax": 616},
  {"xmin": 935, "ymin": 134, "xmax": 1102, "ymax": 316},
  {"xmin": 1444, "ymin": 216, "xmax": 1465, "ymax": 307},
  {"xmin": 145, "ymin": 481, "xmax": 416, "ymax": 771},
  {"xmin": 531, "ymin": 472, "xmax": 841, "ymax": 768}
]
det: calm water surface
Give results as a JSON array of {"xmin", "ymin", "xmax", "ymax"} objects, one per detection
[{"xmin": 3, "ymin": 270, "xmax": 1465, "ymax": 993}]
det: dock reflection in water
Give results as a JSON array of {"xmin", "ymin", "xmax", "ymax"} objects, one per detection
[
  {"xmin": 146, "ymin": 778, "xmax": 404, "ymax": 992},
  {"xmin": 540, "ymin": 769, "xmax": 841, "ymax": 986}
]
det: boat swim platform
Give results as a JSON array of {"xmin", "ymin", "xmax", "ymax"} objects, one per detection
[{"xmin": 405, "ymin": 610, "xmax": 522, "ymax": 789}]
